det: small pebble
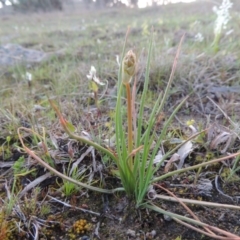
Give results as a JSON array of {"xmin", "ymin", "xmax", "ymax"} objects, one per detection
[
  {"xmin": 146, "ymin": 230, "xmax": 157, "ymax": 239},
  {"xmin": 126, "ymin": 229, "xmax": 136, "ymax": 237},
  {"xmin": 151, "ymin": 230, "xmax": 157, "ymax": 238},
  {"xmin": 163, "ymin": 214, "xmax": 172, "ymax": 221},
  {"xmin": 81, "ymin": 236, "xmax": 90, "ymax": 240}
]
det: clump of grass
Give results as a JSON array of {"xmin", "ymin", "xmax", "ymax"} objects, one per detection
[
  {"xmin": 61, "ymin": 164, "xmax": 86, "ymax": 197},
  {"xmin": 113, "ymin": 32, "xmax": 188, "ymax": 206}
]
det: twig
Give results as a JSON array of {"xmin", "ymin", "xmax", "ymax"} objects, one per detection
[
  {"xmin": 19, "ymin": 172, "xmax": 51, "ymax": 198},
  {"xmin": 48, "ymin": 195, "xmax": 100, "ymax": 216}
]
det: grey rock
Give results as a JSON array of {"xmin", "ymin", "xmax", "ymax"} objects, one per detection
[{"xmin": 0, "ymin": 43, "xmax": 65, "ymax": 68}]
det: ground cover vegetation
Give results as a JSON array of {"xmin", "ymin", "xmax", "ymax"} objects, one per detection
[{"xmin": 1, "ymin": 0, "xmax": 240, "ymax": 239}]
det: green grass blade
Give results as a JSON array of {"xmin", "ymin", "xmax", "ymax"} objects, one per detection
[{"xmin": 136, "ymin": 31, "xmax": 154, "ymax": 148}]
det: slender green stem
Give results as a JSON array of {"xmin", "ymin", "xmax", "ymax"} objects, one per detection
[
  {"xmin": 7, "ymin": 177, "xmax": 17, "ymax": 215},
  {"xmin": 154, "ymin": 194, "xmax": 240, "ymax": 210},
  {"xmin": 94, "ymin": 91, "xmax": 99, "ymax": 109},
  {"xmin": 212, "ymin": 32, "xmax": 221, "ymax": 53},
  {"xmin": 152, "ymin": 151, "xmax": 240, "ymax": 183},
  {"xmin": 146, "ymin": 203, "xmax": 210, "ymax": 227},
  {"xmin": 125, "ymin": 82, "xmax": 133, "ymax": 169}
]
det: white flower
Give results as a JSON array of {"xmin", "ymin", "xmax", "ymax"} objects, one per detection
[
  {"xmin": 194, "ymin": 33, "xmax": 204, "ymax": 42},
  {"xmin": 86, "ymin": 66, "xmax": 105, "ymax": 86},
  {"xmin": 26, "ymin": 72, "xmax": 32, "ymax": 81},
  {"xmin": 213, "ymin": 0, "xmax": 233, "ymax": 35}
]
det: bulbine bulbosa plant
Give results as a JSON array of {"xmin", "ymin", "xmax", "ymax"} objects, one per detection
[{"xmin": 114, "ymin": 37, "xmax": 188, "ymax": 206}]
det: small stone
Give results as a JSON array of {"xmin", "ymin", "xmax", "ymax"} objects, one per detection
[
  {"xmin": 81, "ymin": 236, "xmax": 90, "ymax": 240},
  {"xmin": 163, "ymin": 214, "xmax": 172, "ymax": 221},
  {"xmin": 151, "ymin": 230, "xmax": 157, "ymax": 237},
  {"xmin": 126, "ymin": 229, "xmax": 136, "ymax": 237},
  {"xmin": 146, "ymin": 230, "xmax": 157, "ymax": 238}
]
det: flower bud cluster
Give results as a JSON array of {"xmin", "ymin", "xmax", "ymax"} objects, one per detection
[
  {"xmin": 213, "ymin": 0, "xmax": 233, "ymax": 35},
  {"xmin": 122, "ymin": 50, "xmax": 136, "ymax": 84}
]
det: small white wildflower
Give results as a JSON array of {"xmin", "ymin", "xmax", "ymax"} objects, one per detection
[
  {"xmin": 213, "ymin": 0, "xmax": 233, "ymax": 35},
  {"xmin": 86, "ymin": 66, "xmax": 96, "ymax": 80},
  {"xmin": 86, "ymin": 66, "xmax": 105, "ymax": 85},
  {"xmin": 26, "ymin": 72, "xmax": 32, "ymax": 81},
  {"xmin": 194, "ymin": 33, "xmax": 204, "ymax": 42}
]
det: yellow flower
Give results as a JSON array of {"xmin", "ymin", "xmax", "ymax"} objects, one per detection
[
  {"xmin": 186, "ymin": 119, "xmax": 195, "ymax": 126},
  {"xmin": 122, "ymin": 50, "xmax": 136, "ymax": 84}
]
